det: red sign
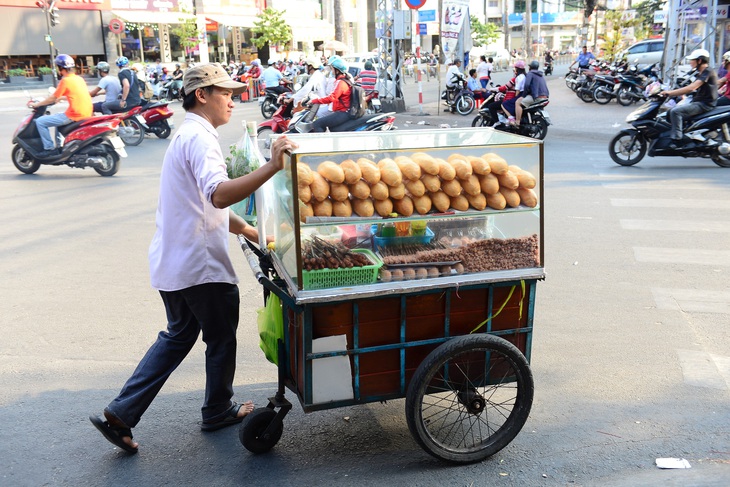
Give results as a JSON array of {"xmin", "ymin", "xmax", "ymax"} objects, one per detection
[
  {"xmin": 109, "ymin": 18, "xmax": 124, "ymax": 34},
  {"xmin": 404, "ymin": 0, "xmax": 427, "ymax": 8}
]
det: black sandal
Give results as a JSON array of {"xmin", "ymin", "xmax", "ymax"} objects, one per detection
[
  {"xmin": 200, "ymin": 402, "xmax": 249, "ymax": 432},
  {"xmin": 89, "ymin": 415, "xmax": 138, "ymax": 454}
]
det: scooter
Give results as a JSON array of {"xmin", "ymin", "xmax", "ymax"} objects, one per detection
[
  {"xmin": 157, "ymin": 78, "xmax": 183, "ymax": 102},
  {"xmin": 138, "ymin": 100, "xmax": 175, "ymax": 139},
  {"xmin": 12, "ymin": 101, "xmax": 127, "ymax": 176},
  {"xmin": 260, "ymin": 79, "xmax": 294, "ymax": 119},
  {"xmin": 441, "ymin": 73, "xmax": 476, "ymax": 115},
  {"xmin": 544, "ymin": 61, "xmax": 553, "ymax": 76},
  {"xmin": 471, "ymin": 89, "xmax": 551, "ymax": 140}
]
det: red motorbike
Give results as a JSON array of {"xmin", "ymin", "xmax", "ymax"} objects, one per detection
[
  {"xmin": 138, "ymin": 101, "xmax": 175, "ymax": 139},
  {"xmin": 12, "ymin": 101, "xmax": 126, "ymax": 176}
]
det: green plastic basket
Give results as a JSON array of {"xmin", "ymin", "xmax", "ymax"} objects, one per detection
[{"xmin": 302, "ymin": 249, "xmax": 382, "ymax": 290}]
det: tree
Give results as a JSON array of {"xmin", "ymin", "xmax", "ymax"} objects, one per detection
[
  {"xmin": 470, "ymin": 15, "xmax": 500, "ymax": 47},
  {"xmin": 169, "ymin": 9, "xmax": 202, "ymax": 51},
  {"xmin": 334, "ymin": 0, "xmax": 344, "ymax": 42},
  {"xmin": 634, "ymin": 0, "xmax": 666, "ymax": 37},
  {"xmin": 250, "ymin": 7, "xmax": 293, "ymax": 50},
  {"xmin": 601, "ymin": 9, "xmax": 642, "ymax": 62}
]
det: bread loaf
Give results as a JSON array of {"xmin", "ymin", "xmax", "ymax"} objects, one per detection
[
  {"xmin": 352, "ymin": 197, "xmax": 375, "ymax": 217},
  {"xmin": 447, "ymin": 156, "xmax": 473, "ymax": 179},
  {"xmin": 436, "ymin": 158, "xmax": 456, "ymax": 180},
  {"xmin": 465, "ymin": 192, "xmax": 487, "ymax": 210},
  {"xmin": 370, "ymin": 181, "xmax": 389, "ymax": 201},
  {"xmin": 329, "ymin": 182, "xmax": 350, "ymax": 202},
  {"xmin": 509, "ymin": 165, "xmax": 537, "ymax": 189},
  {"xmin": 374, "ymin": 198, "xmax": 393, "ymax": 217},
  {"xmin": 499, "ymin": 187, "xmax": 521, "ymax": 207},
  {"xmin": 482, "ymin": 153, "xmax": 509, "ymax": 175},
  {"xmin": 394, "ymin": 155, "xmax": 422, "ymax": 180},
  {"xmin": 516, "ymin": 187, "xmax": 538, "ymax": 207},
  {"xmin": 388, "ymin": 182, "xmax": 406, "ymax": 200},
  {"xmin": 405, "ymin": 179, "xmax": 426, "ymax": 197},
  {"xmin": 486, "ymin": 192, "xmax": 507, "ymax": 210},
  {"xmin": 332, "ymin": 198, "xmax": 353, "ymax": 217},
  {"xmin": 478, "ymin": 173, "xmax": 500, "ymax": 195},
  {"xmin": 466, "ymin": 155, "xmax": 491, "ymax": 175},
  {"xmin": 297, "ymin": 163, "xmax": 314, "ymax": 186},
  {"xmin": 349, "ymin": 180, "xmax": 371, "ymax": 199},
  {"xmin": 298, "ymin": 184, "xmax": 312, "ymax": 203},
  {"xmin": 497, "ymin": 171, "xmax": 520, "ymax": 190},
  {"xmin": 450, "ymin": 194, "xmax": 469, "ymax": 211},
  {"xmin": 312, "ymin": 198, "xmax": 333, "ymax": 216},
  {"xmin": 393, "ymin": 195, "xmax": 414, "ymax": 216},
  {"xmin": 430, "ymin": 190, "xmax": 450, "ymax": 212},
  {"xmin": 460, "ymin": 174, "xmax": 481, "ymax": 196},
  {"xmin": 317, "ymin": 161, "xmax": 345, "ymax": 183},
  {"xmin": 412, "ymin": 194, "xmax": 432, "ymax": 214},
  {"xmin": 421, "ymin": 174, "xmax": 441, "ymax": 192},
  {"xmin": 411, "ymin": 152, "xmax": 440, "ymax": 175},
  {"xmin": 310, "ymin": 172, "xmax": 330, "ymax": 201},
  {"xmin": 340, "ymin": 159, "xmax": 362, "ymax": 184},
  {"xmin": 441, "ymin": 178, "xmax": 462, "ymax": 197},
  {"xmin": 377, "ymin": 158, "xmax": 403, "ymax": 186},
  {"xmin": 357, "ymin": 158, "xmax": 381, "ymax": 184},
  {"xmin": 299, "ymin": 201, "xmax": 314, "ymax": 222}
]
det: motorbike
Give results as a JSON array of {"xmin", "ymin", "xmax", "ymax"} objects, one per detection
[
  {"xmin": 366, "ymin": 89, "xmax": 381, "ymax": 113},
  {"xmin": 12, "ymin": 101, "xmax": 127, "ymax": 176},
  {"xmin": 471, "ymin": 90, "xmax": 551, "ymax": 140},
  {"xmin": 608, "ymin": 91, "xmax": 730, "ymax": 168},
  {"xmin": 441, "ymin": 73, "xmax": 476, "ymax": 115},
  {"xmin": 137, "ymin": 100, "xmax": 175, "ymax": 139},
  {"xmin": 544, "ymin": 61, "xmax": 553, "ymax": 76},
  {"xmin": 260, "ymin": 79, "xmax": 294, "ymax": 119},
  {"xmin": 157, "ymin": 78, "xmax": 183, "ymax": 102}
]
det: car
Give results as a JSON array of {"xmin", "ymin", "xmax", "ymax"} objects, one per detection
[{"xmin": 620, "ymin": 39, "xmax": 664, "ymax": 69}]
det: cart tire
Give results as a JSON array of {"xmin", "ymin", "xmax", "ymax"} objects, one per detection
[
  {"xmin": 239, "ymin": 408, "xmax": 283, "ymax": 454},
  {"xmin": 405, "ymin": 334, "xmax": 533, "ymax": 464}
]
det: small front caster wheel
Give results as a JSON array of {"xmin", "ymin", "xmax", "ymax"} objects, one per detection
[{"xmin": 239, "ymin": 408, "xmax": 284, "ymax": 454}]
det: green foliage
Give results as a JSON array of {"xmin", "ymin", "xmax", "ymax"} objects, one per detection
[
  {"xmin": 8, "ymin": 68, "xmax": 27, "ymax": 76},
  {"xmin": 634, "ymin": 0, "xmax": 666, "ymax": 33},
  {"xmin": 601, "ymin": 10, "xmax": 642, "ymax": 62},
  {"xmin": 470, "ymin": 15, "xmax": 500, "ymax": 47},
  {"xmin": 170, "ymin": 10, "xmax": 202, "ymax": 50},
  {"xmin": 250, "ymin": 8, "xmax": 292, "ymax": 50},
  {"xmin": 38, "ymin": 66, "xmax": 53, "ymax": 75}
]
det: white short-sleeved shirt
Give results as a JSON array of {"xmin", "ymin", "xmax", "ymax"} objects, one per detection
[{"xmin": 148, "ymin": 112, "xmax": 238, "ymax": 291}]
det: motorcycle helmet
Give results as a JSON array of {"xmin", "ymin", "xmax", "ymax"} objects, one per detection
[
  {"xmin": 175, "ymin": 63, "xmax": 181, "ymax": 68},
  {"xmin": 328, "ymin": 55, "xmax": 348, "ymax": 74},
  {"xmin": 251, "ymin": 59, "xmax": 261, "ymax": 66},
  {"xmin": 116, "ymin": 56, "xmax": 129, "ymax": 68},
  {"xmin": 305, "ymin": 57, "xmax": 321, "ymax": 69},
  {"xmin": 687, "ymin": 48, "xmax": 710, "ymax": 62},
  {"xmin": 96, "ymin": 61, "xmax": 110, "ymax": 73},
  {"xmin": 529, "ymin": 60, "xmax": 539, "ymax": 71},
  {"xmin": 54, "ymin": 54, "xmax": 75, "ymax": 69},
  {"xmin": 628, "ymin": 65, "xmax": 638, "ymax": 74},
  {"xmin": 723, "ymin": 51, "xmax": 730, "ymax": 64},
  {"xmin": 514, "ymin": 60, "xmax": 526, "ymax": 70}
]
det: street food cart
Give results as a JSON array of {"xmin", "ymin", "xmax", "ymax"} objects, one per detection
[{"xmin": 238, "ymin": 128, "xmax": 544, "ymax": 463}]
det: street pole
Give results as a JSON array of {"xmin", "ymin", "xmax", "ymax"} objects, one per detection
[{"xmin": 37, "ymin": 0, "xmax": 58, "ymax": 87}]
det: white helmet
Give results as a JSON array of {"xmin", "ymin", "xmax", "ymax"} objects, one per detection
[
  {"xmin": 723, "ymin": 51, "xmax": 730, "ymax": 63},
  {"xmin": 687, "ymin": 48, "xmax": 710, "ymax": 62}
]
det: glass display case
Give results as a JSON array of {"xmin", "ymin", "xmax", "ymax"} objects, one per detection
[{"xmin": 254, "ymin": 128, "xmax": 544, "ymax": 303}]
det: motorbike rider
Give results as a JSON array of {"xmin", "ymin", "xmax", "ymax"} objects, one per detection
[
  {"xmin": 109, "ymin": 56, "xmax": 142, "ymax": 113},
  {"xmin": 236, "ymin": 61, "xmax": 247, "ymax": 77},
  {"xmin": 305, "ymin": 55, "xmax": 354, "ymax": 133},
  {"xmin": 261, "ymin": 61, "xmax": 287, "ymax": 95},
  {"xmin": 502, "ymin": 60, "xmax": 527, "ymax": 125},
  {"xmin": 716, "ymin": 51, "xmax": 730, "ymax": 107},
  {"xmin": 514, "ymin": 60, "xmax": 550, "ymax": 128},
  {"xmin": 248, "ymin": 59, "xmax": 262, "ymax": 79},
  {"xmin": 355, "ymin": 61, "xmax": 378, "ymax": 92},
  {"xmin": 89, "ymin": 61, "xmax": 122, "ymax": 115},
  {"xmin": 30, "ymin": 54, "xmax": 93, "ymax": 157},
  {"xmin": 660, "ymin": 48, "xmax": 717, "ymax": 148},
  {"xmin": 486, "ymin": 75, "xmax": 517, "ymax": 126},
  {"xmin": 544, "ymin": 51, "xmax": 554, "ymax": 74},
  {"xmin": 169, "ymin": 63, "xmax": 184, "ymax": 94},
  {"xmin": 290, "ymin": 58, "xmax": 328, "ymax": 121},
  {"xmin": 445, "ymin": 59, "xmax": 463, "ymax": 89}
]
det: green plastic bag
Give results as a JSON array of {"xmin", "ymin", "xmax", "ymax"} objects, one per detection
[{"xmin": 257, "ymin": 293, "xmax": 283, "ymax": 365}]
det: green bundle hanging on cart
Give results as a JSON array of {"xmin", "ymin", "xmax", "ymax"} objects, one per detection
[
  {"xmin": 226, "ymin": 123, "xmax": 264, "ymax": 224},
  {"xmin": 257, "ymin": 293, "xmax": 284, "ymax": 365}
]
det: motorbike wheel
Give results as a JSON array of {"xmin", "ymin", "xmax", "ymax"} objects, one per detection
[
  {"xmin": 154, "ymin": 121, "xmax": 172, "ymax": 139},
  {"xmin": 578, "ymin": 88, "xmax": 594, "ymax": 103},
  {"xmin": 261, "ymin": 99, "xmax": 277, "ymax": 119},
  {"xmin": 118, "ymin": 118, "xmax": 145, "ymax": 147},
  {"xmin": 11, "ymin": 144, "xmax": 40, "ymax": 174},
  {"xmin": 564, "ymin": 72, "xmax": 577, "ymax": 88},
  {"xmin": 617, "ymin": 88, "xmax": 633, "ymax": 107},
  {"xmin": 257, "ymin": 127, "xmax": 275, "ymax": 161},
  {"xmin": 593, "ymin": 87, "xmax": 612, "ymax": 105},
  {"xmin": 525, "ymin": 116, "xmax": 549, "ymax": 140},
  {"xmin": 456, "ymin": 95, "xmax": 475, "ymax": 116},
  {"xmin": 94, "ymin": 150, "xmax": 121, "ymax": 177},
  {"xmin": 471, "ymin": 113, "xmax": 493, "ymax": 127},
  {"xmin": 609, "ymin": 129, "xmax": 647, "ymax": 166}
]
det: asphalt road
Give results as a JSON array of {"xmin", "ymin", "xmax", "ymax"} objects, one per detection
[{"xmin": 0, "ymin": 63, "xmax": 729, "ymax": 486}]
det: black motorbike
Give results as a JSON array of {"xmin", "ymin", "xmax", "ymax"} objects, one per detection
[
  {"xmin": 609, "ymin": 93, "xmax": 730, "ymax": 167},
  {"xmin": 441, "ymin": 73, "xmax": 476, "ymax": 115},
  {"xmin": 260, "ymin": 80, "xmax": 294, "ymax": 119},
  {"xmin": 544, "ymin": 61, "xmax": 553, "ymax": 76},
  {"xmin": 471, "ymin": 90, "xmax": 551, "ymax": 140},
  {"xmin": 158, "ymin": 79, "xmax": 183, "ymax": 101}
]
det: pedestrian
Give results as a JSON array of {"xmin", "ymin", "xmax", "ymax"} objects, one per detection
[
  {"xmin": 476, "ymin": 55, "xmax": 492, "ymax": 89},
  {"xmin": 570, "ymin": 46, "xmax": 596, "ymax": 70},
  {"xmin": 89, "ymin": 61, "xmax": 121, "ymax": 115},
  {"xmin": 90, "ymin": 62, "xmax": 298, "ymax": 454}
]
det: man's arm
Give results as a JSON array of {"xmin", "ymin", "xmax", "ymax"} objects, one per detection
[
  {"xmin": 662, "ymin": 79, "xmax": 705, "ymax": 98},
  {"xmin": 120, "ymin": 78, "xmax": 130, "ymax": 107},
  {"xmin": 89, "ymin": 86, "xmax": 102, "ymax": 97}
]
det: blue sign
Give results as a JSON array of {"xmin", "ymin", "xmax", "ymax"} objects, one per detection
[
  {"xmin": 418, "ymin": 9, "xmax": 436, "ymax": 22},
  {"xmin": 405, "ymin": 0, "xmax": 428, "ymax": 9},
  {"xmin": 417, "ymin": 23, "xmax": 428, "ymax": 35}
]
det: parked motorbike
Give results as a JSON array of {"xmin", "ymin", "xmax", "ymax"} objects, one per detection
[
  {"xmin": 441, "ymin": 73, "xmax": 476, "ymax": 115},
  {"xmin": 471, "ymin": 90, "xmax": 551, "ymax": 140},
  {"xmin": 609, "ymin": 90, "xmax": 730, "ymax": 167},
  {"xmin": 12, "ymin": 101, "xmax": 127, "ymax": 176}
]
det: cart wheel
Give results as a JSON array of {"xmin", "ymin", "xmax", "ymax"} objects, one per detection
[
  {"xmin": 239, "ymin": 407, "xmax": 284, "ymax": 454},
  {"xmin": 405, "ymin": 334, "xmax": 534, "ymax": 464}
]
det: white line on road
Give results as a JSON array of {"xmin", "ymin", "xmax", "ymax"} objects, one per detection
[
  {"xmin": 634, "ymin": 247, "xmax": 730, "ymax": 266},
  {"xmin": 652, "ymin": 288, "xmax": 730, "ymax": 314},
  {"xmin": 621, "ymin": 219, "xmax": 730, "ymax": 232},
  {"xmin": 611, "ymin": 198, "xmax": 730, "ymax": 209},
  {"xmin": 603, "ymin": 181, "xmax": 730, "ymax": 190},
  {"xmin": 677, "ymin": 349, "xmax": 729, "ymax": 390}
]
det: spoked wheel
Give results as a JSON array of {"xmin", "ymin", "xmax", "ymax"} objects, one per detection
[
  {"xmin": 609, "ymin": 129, "xmax": 647, "ymax": 166},
  {"xmin": 239, "ymin": 407, "xmax": 284, "ymax": 454},
  {"xmin": 405, "ymin": 334, "xmax": 534, "ymax": 464},
  {"xmin": 711, "ymin": 135, "xmax": 730, "ymax": 167},
  {"xmin": 118, "ymin": 118, "xmax": 145, "ymax": 146},
  {"xmin": 593, "ymin": 86, "xmax": 612, "ymax": 105},
  {"xmin": 617, "ymin": 88, "xmax": 634, "ymax": 106},
  {"xmin": 525, "ymin": 117, "xmax": 549, "ymax": 140},
  {"xmin": 257, "ymin": 126, "xmax": 275, "ymax": 161},
  {"xmin": 93, "ymin": 151, "xmax": 121, "ymax": 177},
  {"xmin": 471, "ymin": 113, "xmax": 493, "ymax": 127},
  {"xmin": 11, "ymin": 144, "xmax": 40, "ymax": 174},
  {"xmin": 564, "ymin": 73, "xmax": 577, "ymax": 89},
  {"xmin": 261, "ymin": 99, "xmax": 277, "ymax": 119},
  {"xmin": 154, "ymin": 121, "xmax": 171, "ymax": 139},
  {"xmin": 456, "ymin": 95, "xmax": 475, "ymax": 116},
  {"xmin": 578, "ymin": 87, "xmax": 594, "ymax": 103}
]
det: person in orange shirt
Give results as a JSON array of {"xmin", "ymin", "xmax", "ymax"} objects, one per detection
[{"xmin": 30, "ymin": 54, "xmax": 93, "ymax": 157}]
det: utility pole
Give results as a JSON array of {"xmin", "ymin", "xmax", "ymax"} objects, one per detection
[
  {"xmin": 503, "ymin": 0, "xmax": 510, "ymax": 52},
  {"xmin": 525, "ymin": 0, "xmax": 532, "ymax": 57},
  {"xmin": 35, "ymin": 0, "xmax": 59, "ymax": 87}
]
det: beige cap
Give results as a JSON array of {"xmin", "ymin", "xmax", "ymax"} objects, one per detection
[{"xmin": 183, "ymin": 63, "xmax": 247, "ymax": 96}]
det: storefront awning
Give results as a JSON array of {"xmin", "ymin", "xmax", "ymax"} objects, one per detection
[
  {"xmin": 206, "ymin": 14, "xmax": 257, "ymax": 28},
  {"xmin": 112, "ymin": 10, "xmax": 195, "ymax": 24}
]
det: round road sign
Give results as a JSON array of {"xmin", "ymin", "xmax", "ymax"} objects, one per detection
[
  {"xmin": 109, "ymin": 18, "xmax": 125, "ymax": 34},
  {"xmin": 404, "ymin": 0, "xmax": 427, "ymax": 9}
]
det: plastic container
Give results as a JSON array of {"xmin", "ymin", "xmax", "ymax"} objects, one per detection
[
  {"xmin": 302, "ymin": 248, "xmax": 383, "ymax": 290},
  {"xmin": 372, "ymin": 225, "xmax": 435, "ymax": 249}
]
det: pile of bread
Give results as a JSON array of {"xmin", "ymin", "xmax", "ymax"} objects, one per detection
[{"xmin": 296, "ymin": 152, "xmax": 538, "ymax": 222}]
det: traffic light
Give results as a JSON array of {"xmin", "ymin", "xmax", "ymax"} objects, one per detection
[{"xmin": 50, "ymin": 6, "xmax": 60, "ymax": 26}]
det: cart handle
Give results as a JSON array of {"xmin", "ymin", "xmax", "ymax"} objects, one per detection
[{"xmin": 237, "ymin": 235, "xmax": 298, "ymax": 309}]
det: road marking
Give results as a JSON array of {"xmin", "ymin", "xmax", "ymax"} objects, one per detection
[
  {"xmin": 603, "ymin": 181, "xmax": 730, "ymax": 190},
  {"xmin": 677, "ymin": 349, "xmax": 729, "ymax": 390},
  {"xmin": 611, "ymin": 198, "xmax": 730, "ymax": 209},
  {"xmin": 652, "ymin": 288, "xmax": 730, "ymax": 314},
  {"xmin": 634, "ymin": 247, "xmax": 730, "ymax": 266},
  {"xmin": 621, "ymin": 219, "xmax": 730, "ymax": 232}
]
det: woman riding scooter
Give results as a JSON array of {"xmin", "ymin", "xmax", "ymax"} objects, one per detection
[{"xmin": 305, "ymin": 55, "xmax": 354, "ymax": 133}]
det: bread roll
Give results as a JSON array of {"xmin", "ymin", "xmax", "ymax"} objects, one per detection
[
  {"xmin": 450, "ymin": 194, "xmax": 469, "ymax": 211},
  {"xmin": 312, "ymin": 198, "xmax": 333, "ymax": 216},
  {"xmin": 497, "ymin": 171, "xmax": 520, "ymax": 190},
  {"xmin": 411, "ymin": 152, "xmax": 439, "ymax": 175},
  {"xmin": 332, "ymin": 198, "xmax": 353, "ymax": 217},
  {"xmin": 340, "ymin": 159, "xmax": 362, "ymax": 184},
  {"xmin": 482, "ymin": 153, "xmax": 509, "ymax": 175},
  {"xmin": 393, "ymin": 195, "xmax": 414, "ymax": 216},
  {"xmin": 377, "ymin": 158, "xmax": 403, "ymax": 186},
  {"xmin": 297, "ymin": 163, "xmax": 314, "ymax": 186},
  {"xmin": 349, "ymin": 180, "xmax": 371, "ymax": 199},
  {"xmin": 516, "ymin": 187, "xmax": 538, "ymax": 207},
  {"xmin": 357, "ymin": 158, "xmax": 381, "ymax": 184},
  {"xmin": 466, "ymin": 155, "xmax": 491, "ymax": 175},
  {"xmin": 509, "ymin": 166, "xmax": 537, "ymax": 189},
  {"xmin": 299, "ymin": 201, "xmax": 314, "ymax": 222},
  {"xmin": 329, "ymin": 182, "xmax": 350, "ymax": 202},
  {"xmin": 478, "ymin": 173, "xmax": 500, "ymax": 195},
  {"xmin": 405, "ymin": 179, "xmax": 426, "ymax": 197},
  {"xmin": 388, "ymin": 182, "xmax": 406, "ymax": 200},
  {"xmin": 421, "ymin": 174, "xmax": 441, "ymax": 193},
  {"xmin": 499, "ymin": 187, "xmax": 521, "ymax": 208},
  {"xmin": 436, "ymin": 157, "xmax": 456, "ymax": 180},
  {"xmin": 430, "ymin": 190, "xmax": 450, "ymax": 212},
  {"xmin": 466, "ymin": 192, "xmax": 487, "ymax": 210},
  {"xmin": 486, "ymin": 192, "xmax": 507, "ymax": 210},
  {"xmin": 317, "ymin": 161, "xmax": 345, "ymax": 183},
  {"xmin": 310, "ymin": 172, "xmax": 330, "ymax": 201},
  {"xmin": 460, "ymin": 174, "xmax": 481, "ymax": 196},
  {"xmin": 352, "ymin": 197, "xmax": 375, "ymax": 217},
  {"xmin": 441, "ymin": 178, "xmax": 462, "ymax": 197},
  {"xmin": 394, "ymin": 155, "xmax": 422, "ymax": 180},
  {"xmin": 370, "ymin": 181, "xmax": 389, "ymax": 201},
  {"xmin": 413, "ymin": 194, "xmax": 432, "ymax": 214},
  {"xmin": 298, "ymin": 184, "xmax": 312, "ymax": 203},
  {"xmin": 448, "ymin": 157, "xmax": 473, "ymax": 179},
  {"xmin": 374, "ymin": 198, "xmax": 393, "ymax": 217}
]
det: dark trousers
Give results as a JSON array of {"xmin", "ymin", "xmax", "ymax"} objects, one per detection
[
  {"xmin": 312, "ymin": 110, "xmax": 352, "ymax": 132},
  {"xmin": 487, "ymin": 100, "xmax": 504, "ymax": 125},
  {"xmin": 107, "ymin": 282, "xmax": 240, "ymax": 427}
]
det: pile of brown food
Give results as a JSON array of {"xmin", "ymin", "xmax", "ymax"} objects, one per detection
[
  {"xmin": 297, "ymin": 152, "xmax": 539, "ymax": 222},
  {"xmin": 379, "ymin": 243, "xmax": 463, "ymax": 266},
  {"xmin": 302, "ymin": 236, "xmax": 371, "ymax": 271}
]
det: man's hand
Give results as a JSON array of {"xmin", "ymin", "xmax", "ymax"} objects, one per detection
[{"xmin": 269, "ymin": 136, "xmax": 299, "ymax": 171}]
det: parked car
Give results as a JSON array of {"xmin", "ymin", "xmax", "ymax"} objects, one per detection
[{"xmin": 620, "ymin": 39, "xmax": 664, "ymax": 68}]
